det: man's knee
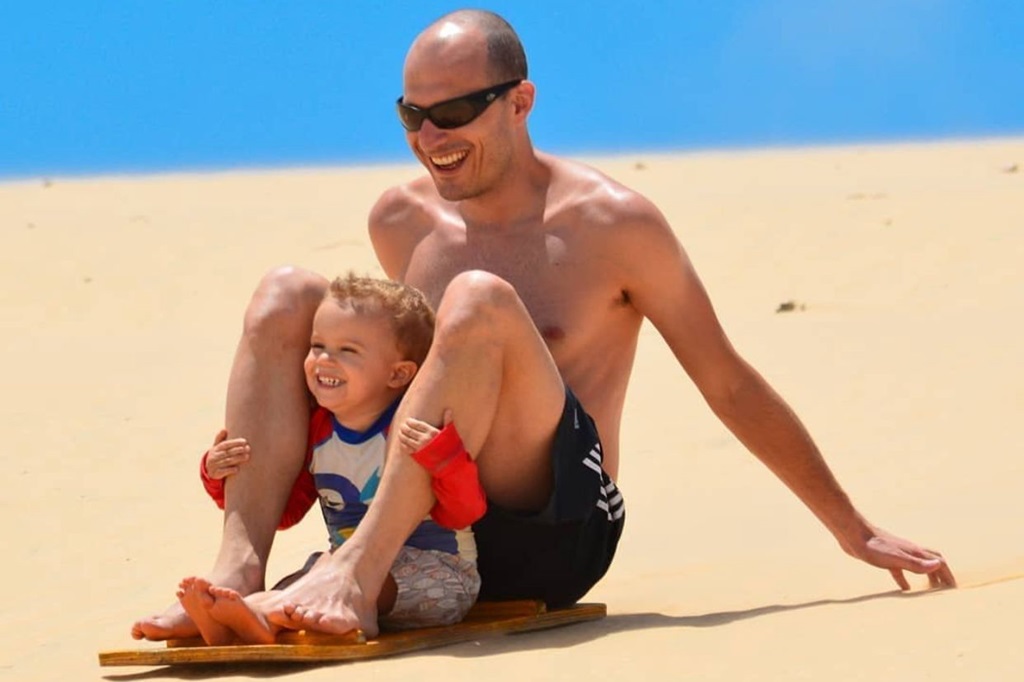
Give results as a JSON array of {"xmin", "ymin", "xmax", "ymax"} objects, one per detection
[
  {"xmin": 435, "ymin": 271, "xmax": 522, "ymax": 343},
  {"xmin": 242, "ymin": 266, "xmax": 327, "ymax": 349}
]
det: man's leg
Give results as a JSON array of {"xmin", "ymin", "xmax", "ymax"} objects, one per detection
[
  {"xmin": 267, "ymin": 271, "xmax": 566, "ymax": 637},
  {"xmin": 131, "ymin": 267, "xmax": 327, "ymax": 640}
]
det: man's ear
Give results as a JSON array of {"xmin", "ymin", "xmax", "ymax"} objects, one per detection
[
  {"xmin": 388, "ymin": 360, "xmax": 418, "ymax": 389},
  {"xmin": 512, "ymin": 80, "xmax": 535, "ymax": 119}
]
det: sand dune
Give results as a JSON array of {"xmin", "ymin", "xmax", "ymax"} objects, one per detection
[{"xmin": 2, "ymin": 136, "xmax": 1022, "ymax": 681}]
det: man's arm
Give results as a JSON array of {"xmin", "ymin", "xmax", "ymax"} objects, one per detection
[{"xmin": 612, "ymin": 194, "xmax": 954, "ymax": 590}]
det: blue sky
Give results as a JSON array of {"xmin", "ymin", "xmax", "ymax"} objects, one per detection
[{"xmin": 2, "ymin": 1, "xmax": 1022, "ymax": 179}]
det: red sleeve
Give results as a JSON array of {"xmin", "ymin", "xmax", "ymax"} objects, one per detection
[
  {"xmin": 197, "ymin": 411, "xmax": 323, "ymax": 530},
  {"xmin": 274, "ymin": 407, "xmax": 332, "ymax": 529},
  {"xmin": 410, "ymin": 422, "xmax": 487, "ymax": 529},
  {"xmin": 277, "ymin": 466, "xmax": 316, "ymax": 529},
  {"xmin": 199, "ymin": 450, "xmax": 226, "ymax": 509}
]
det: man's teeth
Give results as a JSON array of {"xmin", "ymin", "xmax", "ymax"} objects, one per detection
[
  {"xmin": 431, "ymin": 151, "xmax": 468, "ymax": 167},
  {"xmin": 318, "ymin": 374, "xmax": 342, "ymax": 387}
]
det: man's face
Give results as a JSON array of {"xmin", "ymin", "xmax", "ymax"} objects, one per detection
[{"xmin": 400, "ymin": 45, "xmax": 517, "ymax": 201}]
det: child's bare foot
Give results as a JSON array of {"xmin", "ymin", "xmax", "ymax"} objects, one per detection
[
  {"xmin": 131, "ymin": 558, "xmax": 265, "ymax": 641},
  {"xmin": 207, "ymin": 586, "xmax": 278, "ymax": 644},
  {"xmin": 131, "ymin": 602, "xmax": 198, "ymax": 641},
  {"xmin": 177, "ymin": 577, "xmax": 235, "ymax": 646}
]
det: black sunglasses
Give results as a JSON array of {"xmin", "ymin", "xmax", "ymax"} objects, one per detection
[{"xmin": 396, "ymin": 80, "xmax": 522, "ymax": 132}]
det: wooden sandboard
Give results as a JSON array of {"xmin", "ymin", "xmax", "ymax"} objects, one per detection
[{"xmin": 98, "ymin": 600, "xmax": 606, "ymax": 666}]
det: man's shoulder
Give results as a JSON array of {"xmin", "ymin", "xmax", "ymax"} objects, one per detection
[
  {"xmin": 368, "ymin": 177, "xmax": 442, "ymax": 280},
  {"xmin": 547, "ymin": 155, "xmax": 666, "ymax": 232},
  {"xmin": 369, "ymin": 176, "xmax": 439, "ymax": 233}
]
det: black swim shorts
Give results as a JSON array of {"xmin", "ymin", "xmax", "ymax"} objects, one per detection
[{"xmin": 472, "ymin": 387, "xmax": 625, "ymax": 608}]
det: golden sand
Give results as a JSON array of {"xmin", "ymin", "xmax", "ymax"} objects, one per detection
[{"xmin": 3, "ymin": 137, "xmax": 1022, "ymax": 680}]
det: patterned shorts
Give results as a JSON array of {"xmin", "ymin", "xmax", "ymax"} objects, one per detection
[{"xmin": 379, "ymin": 546, "xmax": 481, "ymax": 631}]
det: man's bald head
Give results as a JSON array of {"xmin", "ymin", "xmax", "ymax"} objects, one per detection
[{"xmin": 412, "ymin": 9, "xmax": 527, "ymax": 83}]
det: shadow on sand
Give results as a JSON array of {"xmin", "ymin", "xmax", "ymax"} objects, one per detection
[{"xmin": 101, "ymin": 587, "xmax": 952, "ymax": 681}]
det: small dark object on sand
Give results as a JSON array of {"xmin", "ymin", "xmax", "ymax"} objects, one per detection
[{"xmin": 776, "ymin": 300, "xmax": 806, "ymax": 313}]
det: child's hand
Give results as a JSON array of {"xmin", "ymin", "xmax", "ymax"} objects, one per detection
[
  {"xmin": 398, "ymin": 409, "xmax": 453, "ymax": 454},
  {"xmin": 204, "ymin": 429, "xmax": 251, "ymax": 480}
]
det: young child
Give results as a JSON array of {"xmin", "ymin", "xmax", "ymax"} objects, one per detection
[{"xmin": 179, "ymin": 274, "xmax": 486, "ymax": 645}]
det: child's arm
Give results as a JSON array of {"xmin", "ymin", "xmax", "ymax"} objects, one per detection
[
  {"xmin": 204, "ymin": 429, "xmax": 251, "ymax": 479},
  {"xmin": 198, "ymin": 428, "xmax": 316, "ymax": 529},
  {"xmin": 278, "ymin": 466, "xmax": 317, "ymax": 529},
  {"xmin": 397, "ymin": 417, "xmax": 444, "ymax": 454},
  {"xmin": 199, "ymin": 429, "xmax": 250, "ymax": 507},
  {"xmin": 400, "ymin": 409, "xmax": 487, "ymax": 529}
]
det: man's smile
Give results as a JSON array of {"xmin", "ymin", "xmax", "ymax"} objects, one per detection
[{"xmin": 430, "ymin": 150, "xmax": 469, "ymax": 170}]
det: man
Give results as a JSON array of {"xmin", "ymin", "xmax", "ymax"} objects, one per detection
[{"xmin": 133, "ymin": 9, "xmax": 954, "ymax": 642}]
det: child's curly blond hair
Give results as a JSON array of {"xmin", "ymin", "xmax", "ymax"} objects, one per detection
[{"xmin": 326, "ymin": 273, "xmax": 435, "ymax": 366}]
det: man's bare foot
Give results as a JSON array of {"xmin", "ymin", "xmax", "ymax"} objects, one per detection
[
  {"xmin": 131, "ymin": 602, "xmax": 198, "ymax": 641},
  {"xmin": 266, "ymin": 553, "xmax": 380, "ymax": 638},
  {"xmin": 207, "ymin": 587, "xmax": 278, "ymax": 645},
  {"xmin": 176, "ymin": 576, "xmax": 239, "ymax": 646}
]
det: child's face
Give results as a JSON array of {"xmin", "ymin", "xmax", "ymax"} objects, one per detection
[{"xmin": 303, "ymin": 299, "xmax": 414, "ymax": 429}]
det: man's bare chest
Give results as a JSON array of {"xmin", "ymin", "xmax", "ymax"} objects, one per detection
[{"xmin": 404, "ymin": 231, "xmax": 623, "ymax": 350}]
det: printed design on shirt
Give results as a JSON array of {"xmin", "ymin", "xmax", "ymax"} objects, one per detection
[
  {"xmin": 314, "ymin": 472, "xmax": 368, "ymax": 547},
  {"xmin": 307, "ymin": 410, "xmax": 475, "ymax": 559}
]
